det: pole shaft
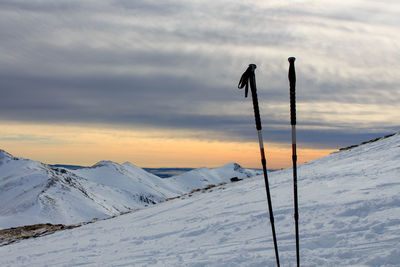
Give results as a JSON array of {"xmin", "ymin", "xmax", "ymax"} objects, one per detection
[
  {"xmin": 292, "ymin": 125, "xmax": 299, "ymax": 267},
  {"xmin": 258, "ymin": 130, "xmax": 280, "ymax": 267},
  {"xmin": 288, "ymin": 57, "xmax": 300, "ymax": 267},
  {"xmin": 250, "ymin": 72, "xmax": 262, "ymax": 131},
  {"xmin": 251, "ymin": 73, "xmax": 280, "ymax": 267}
]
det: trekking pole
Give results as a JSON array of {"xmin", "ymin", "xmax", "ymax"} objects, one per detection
[
  {"xmin": 238, "ymin": 64, "xmax": 280, "ymax": 267},
  {"xmin": 288, "ymin": 57, "xmax": 300, "ymax": 267}
]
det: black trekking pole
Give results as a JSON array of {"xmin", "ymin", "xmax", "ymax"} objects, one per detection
[
  {"xmin": 288, "ymin": 57, "xmax": 300, "ymax": 267},
  {"xmin": 238, "ymin": 64, "xmax": 280, "ymax": 267}
]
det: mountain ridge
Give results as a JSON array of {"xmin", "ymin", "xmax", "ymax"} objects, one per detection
[{"xmin": 0, "ymin": 150, "xmax": 259, "ymax": 229}]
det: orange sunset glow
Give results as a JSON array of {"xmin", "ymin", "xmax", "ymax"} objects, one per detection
[{"xmin": 0, "ymin": 122, "xmax": 332, "ymax": 169}]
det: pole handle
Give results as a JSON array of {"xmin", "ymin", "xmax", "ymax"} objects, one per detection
[
  {"xmin": 288, "ymin": 57, "xmax": 296, "ymax": 126},
  {"xmin": 238, "ymin": 64, "xmax": 262, "ymax": 131}
]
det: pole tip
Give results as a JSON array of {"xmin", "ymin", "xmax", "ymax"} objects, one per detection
[
  {"xmin": 288, "ymin": 57, "xmax": 296, "ymax": 62},
  {"xmin": 248, "ymin": 64, "xmax": 257, "ymax": 70}
]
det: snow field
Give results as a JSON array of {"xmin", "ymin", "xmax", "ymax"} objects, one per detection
[{"xmin": 0, "ymin": 133, "xmax": 399, "ymax": 266}]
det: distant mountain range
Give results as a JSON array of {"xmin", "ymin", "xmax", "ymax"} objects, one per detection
[
  {"xmin": 51, "ymin": 165, "xmax": 265, "ymax": 178},
  {"xmin": 142, "ymin": 168, "xmax": 195, "ymax": 178},
  {"xmin": 51, "ymin": 164, "xmax": 196, "ymax": 178},
  {"xmin": 0, "ymin": 150, "xmax": 261, "ymax": 229}
]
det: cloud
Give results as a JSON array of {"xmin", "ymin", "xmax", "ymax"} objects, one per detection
[
  {"xmin": 0, "ymin": 0, "xmax": 82, "ymax": 12},
  {"xmin": 0, "ymin": 0, "xmax": 399, "ymax": 149}
]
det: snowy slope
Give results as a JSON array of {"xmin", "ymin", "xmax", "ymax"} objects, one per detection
[
  {"xmin": 0, "ymin": 153, "xmax": 177, "ymax": 229},
  {"xmin": 1, "ymin": 133, "xmax": 399, "ymax": 266},
  {"xmin": 70, "ymin": 161, "xmax": 178, "ymax": 203},
  {"xmin": 167, "ymin": 162, "xmax": 261, "ymax": 193},
  {"xmin": 0, "ymin": 150, "xmax": 110, "ymax": 229}
]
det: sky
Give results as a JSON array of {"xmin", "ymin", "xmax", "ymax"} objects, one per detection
[{"xmin": 0, "ymin": 0, "xmax": 399, "ymax": 169}]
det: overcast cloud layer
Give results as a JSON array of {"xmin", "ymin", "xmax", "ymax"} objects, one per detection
[{"xmin": 1, "ymin": 0, "xmax": 399, "ymax": 148}]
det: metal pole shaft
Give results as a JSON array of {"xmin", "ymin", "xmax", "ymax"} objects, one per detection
[
  {"xmin": 257, "ymin": 130, "xmax": 280, "ymax": 267},
  {"xmin": 288, "ymin": 57, "xmax": 300, "ymax": 267},
  {"xmin": 249, "ymin": 67, "xmax": 280, "ymax": 267},
  {"xmin": 292, "ymin": 124, "xmax": 299, "ymax": 267}
]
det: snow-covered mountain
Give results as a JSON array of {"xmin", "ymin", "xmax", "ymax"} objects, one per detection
[
  {"xmin": 69, "ymin": 161, "xmax": 178, "ymax": 202},
  {"xmin": 0, "ymin": 151, "xmax": 171, "ymax": 229},
  {"xmin": 0, "ymin": 150, "xmax": 101, "ymax": 229},
  {"xmin": 0, "ymin": 132, "xmax": 398, "ymax": 266},
  {"xmin": 0, "ymin": 150, "xmax": 259, "ymax": 229},
  {"xmin": 168, "ymin": 162, "xmax": 261, "ymax": 193}
]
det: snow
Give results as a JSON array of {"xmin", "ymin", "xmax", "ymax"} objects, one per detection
[
  {"xmin": 0, "ymin": 150, "xmax": 259, "ymax": 229},
  {"xmin": 0, "ymin": 152, "xmax": 129, "ymax": 228},
  {"xmin": 167, "ymin": 162, "xmax": 261, "ymax": 193},
  {"xmin": 0, "ymin": 133, "xmax": 400, "ymax": 266}
]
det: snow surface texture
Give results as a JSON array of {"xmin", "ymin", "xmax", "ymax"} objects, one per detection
[
  {"xmin": 1, "ymin": 133, "xmax": 400, "ymax": 266},
  {"xmin": 0, "ymin": 150, "xmax": 259, "ymax": 229}
]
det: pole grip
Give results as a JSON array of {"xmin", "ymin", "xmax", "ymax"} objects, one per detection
[
  {"xmin": 237, "ymin": 64, "xmax": 262, "ymax": 131},
  {"xmin": 288, "ymin": 57, "xmax": 296, "ymax": 126}
]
